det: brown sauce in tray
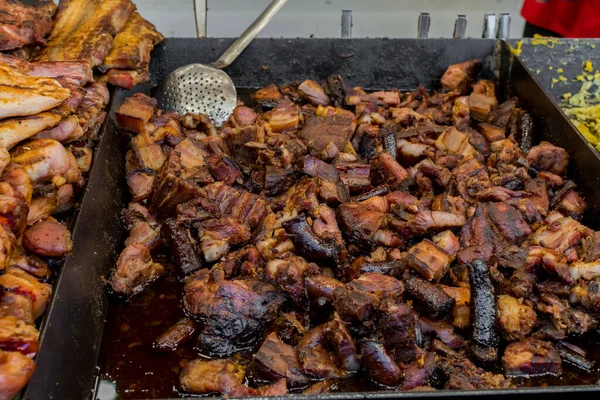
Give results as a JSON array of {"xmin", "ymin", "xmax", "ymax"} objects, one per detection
[{"xmin": 96, "ymin": 271, "xmax": 600, "ymax": 399}]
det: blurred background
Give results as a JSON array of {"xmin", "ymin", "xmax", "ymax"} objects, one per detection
[{"xmin": 135, "ymin": 0, "xmax": 526, "ymax": 39}]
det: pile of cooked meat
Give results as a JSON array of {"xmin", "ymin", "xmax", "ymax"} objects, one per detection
[
  {"xmin": 111, "ymin": 59, "xmax": 600, "ymax": 396},
  {"xmin": 2, "ymin": 0, "xmax": 163, "ymax": 89},
  {"xmin": 0, "ymin": 0, "xmax": 162, "ymax": 398}
]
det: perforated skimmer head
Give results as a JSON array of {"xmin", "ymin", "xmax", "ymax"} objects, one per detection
[{"xmin": 157, "ymin": 64, "xmax": 237, "ymax": 127}]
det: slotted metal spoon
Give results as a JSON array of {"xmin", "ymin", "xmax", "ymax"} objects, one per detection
[{"xmin": 157, "ymin": 0, "xmax": 287, "ymax": 126}]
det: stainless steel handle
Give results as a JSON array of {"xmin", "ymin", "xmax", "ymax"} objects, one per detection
[
  {"xmin": 341, "ymin": 10, "xmax": 352, "ymax": 39},
  {"xmin": 193, "ymin": 0, "xmax": 207, "ymax": 38},
  {"xmin": 498, "ymin": 13, "xmax": 511, "ymax": 39},
  {"xmin": 417, "ymin": 13, "xmax": 431, "ymax": 39},
  {"xmin": 453, "ymin": 15, "xmax": 467, "ymax": 38},
  {"xmin": 482, "ymin": 13, "xmax": 497, "ymax": 38},
  {"xmin": 211, "ymin": 0, "xmax": 288, "ymax": 69}
]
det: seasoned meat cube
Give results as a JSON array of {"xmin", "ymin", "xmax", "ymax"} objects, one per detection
[
  {"xmin": 460, "ymin": 204, "xmax": 505, "ymax": 250},
  {"xmin": 183, "ymin": 269, "xmax": 285, "ymax": 357},
  {"xmin": 502, "ymin": 339, "xmax": 561, "ymax": 377},
  {"xmin": 153, "ymin": 318, "xmax": 198, "ymax": 352},
  {"xmin": 348, "ymin": 272, "xmax": 404, "ymax": 299},
  {"xmin": 299, "ymin": 114, "xmax": 356, "ymax": 160},
  {"xmin": 407, "ymin": 211, "xmax": 466, "ymax": 236},
  {"xmin": 468, "ymin": 93, "xmax": 498, "ymax": 121},
  {"xmin": 483, "ymin": 202, "xmax": 531, "ymax": 246},
  {"xmin": 203, "ymin": 182, "xmax": 268, "ymax": 229},
  {"xmin": 472, "ymin": 79, "xmax": 495, "ymax": 97},
  {"xmin": 161, "ymin": 219, "xmax": 203, "ymax": 275},
  {"xmin": 0, "ymin": 292, "xmax": 34, "ymax": 325},
  {"xmin": 337, "ymin": 196, "xmax": 388, "ymax": 252},
  {"xmin": 497, "ymin": 295, "xmax": 536, "ymax": 341},
  {"xmin": 254, "ymin": 332, "xmax": 310, "ymax": 386},
  {"xmin": 298, "ymin": 79, "xmax": 330, "ymax": 106},
  {"xmin": 431, "ymin": 230, "xmax": 460, "ymax": 258},
  {"xmin": 336, "ymin": 161, "xmax": 372, "ymax": 193},
  {"xmin": 526, "ymin": 141, "xmax": 569, "ymax": 176},
  {"xmin": 180, "ymin": 358, "xmax": 250, "ymax": 396},
  {"xmin": 435, "ymin": 126, "xmax": 477, "ymax": 159},
  {"xmin": 305, "ymin": 274, "xmax": 344, "ymax": 301},
  {"xmin": 333, "ymin": 286, "xmax": 378, "ymax": 323},
  {"xmin": 406, "ymin": 277, "xmax": 455, "ymax": 319},
  {"xmin": 109, "ymin": 243, "xmax": 164, "ymax": 297},
  {"xmin": 556, "ymin": 190, "xmax": 586, "ymax": 219},
  {"xmin": 266, "ymin": 254, "xmax": 317, "ymax": 305},
  {"xmin": 253, "ymin": 83, "xmax": 282, "ymax": 107},
  {"xmin": 440, "ymin": 60, "xmax": 481, "ymax": 94},
  {"xmin": 264, "ymin": 166, "xmax": 297, "ymax": 197},
  {"xmin": 116, "ymin": 93, "xmax": 156, "ymax": 133},
  {"xmin": 477, "ymin": 123, "xmax": 505, "ymax": 142},
  {"xmin": 405, "ymin": 239, "xmax": 451, "ymax": 281},
  {"xmin": 370, "ymin": 152, "xmax": 408, "ymax": 187},
  {"xmin": 359, "ymin": 337, "xmax": 402, "ymax": 386},
  {"xmin": 441, "ymin": 286, "xmax": 471, "ymax": 329},
  {"xmin": 420, "ymin": 318, "xmax": 464, "ymax": 349},
  {"xmin": 198, "ymin": 217, "xmax": 251, "ymax": 262},
  {"xmin": 298, "ymin": 325, "xmax": 348, "ymax": 379},
  {"xmin": 530, "ymin": 215, "xmax": 592, "ymax": 253},
  {"xmin": 378, "ymin": 302, "xmax": 419, "ymax": 363}
]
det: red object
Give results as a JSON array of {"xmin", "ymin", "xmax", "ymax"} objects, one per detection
[{"xmin": 521, "ymin": 0, "xmax": 600, "ymax": 38}]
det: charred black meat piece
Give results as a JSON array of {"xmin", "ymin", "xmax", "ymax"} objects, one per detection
[
  {"xmin": 468, "ymin": 260, "xmax": 499, "ymax": 366},
  {"xmin": 282, "ymin": 215, "xmax": 341, "ymax": 265},
  {"xmin": 405, "ymin": 277, "xmax": 455, "ymax": 320}
]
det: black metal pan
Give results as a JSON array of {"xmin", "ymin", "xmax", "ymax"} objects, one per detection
[{"xmin": 22, "ymin": 38, "xmax": 600, "ymax": 400}]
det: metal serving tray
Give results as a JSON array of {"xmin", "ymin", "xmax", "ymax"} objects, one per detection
[{"xmin": 22, "ymin": 38, "xmax": 600, "ymax": 400}]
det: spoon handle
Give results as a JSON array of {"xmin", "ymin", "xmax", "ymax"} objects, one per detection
[{"xmin": 210, "ymin": 0, "xmax": 288, "ymax": 70}]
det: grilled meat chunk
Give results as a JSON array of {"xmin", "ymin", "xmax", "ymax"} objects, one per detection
[
  {"xmin": 0, "ymin": 0, "xmax": 55, "ymax": 51},
  {"xmin": 253, "ymin": 332, "xmax": 310, "ymax": 386},
  {"xmin": 183, "ymin": 269, "xmax": 285, "ymax": 357},
  {"xmin": 109, "ymin": 243, "xmax": 163, "ymax": 297},
  {"xmin": 0, "ymin": 350, "xmax": 36, "ymax": 400},
  {"xmin": 180, "ymin": 358, "xmax": 250, "ymax": 396},
  {"xmin": 502, "ymin": 339, "xmax": 561, "ymax": 376},
  {"xmin": 360, "ymin": 337, "xmax": 402, "ymax": 386}
]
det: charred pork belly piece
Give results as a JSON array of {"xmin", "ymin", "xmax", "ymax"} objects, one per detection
[
  {"xmin": 405, "ymin": 239, "xmax": 451, "ymax": 281},
  {"xmin": 253, "ymin": 83, "xmax": 282, "ymax": 108},
  {"xmin": 333, "ymin": 285, "xmax": 379, "ymax": 323},
  {"xmin": 0, "ymin": 0, "xmax": 55, "ymax": 50},
  {"xmin": 502, "ymin": 339, "xmax": 561, "ymax": 376},
  {"xmin": 183, "ymin": 269, "xmax": 285, "ymax": 357},
  {"xmin": 298, "ymin": 79, "xmax": 331, "ymax": 106},
  {"xmin": 203, "ymin": 182, "xmax": 268, "ymax": 229},
  {"xmin": 116, "ymin": 93, "xmax": 157, "ymax": 133},
  {"xmin": 253, "ymin": 332, "xmax": 310, "ymax": 386},
  {"xmin": 337, "ymin": 196, "xmax": 389, "ymax": 252},
  {"xmin": 305, "ymin": 274, "xmax": 345, "ymax": 301},
  {"xmin": 370, "ymin": 152, "xmax": 408, "ymax": 188},
  {"xmin": 336, "ymin": 161, "xmax": 372, "ymax": 193},
  {"xmin": 527, "ymin": 141, "xmax": 569, "ymax": 176},
  {"xmin": 440, "ymin": 60, "xmax": 481, "ymax": 94},
  {"xmin": 530, "ymin": 215, "xmax": 592, "ymax": 253},
  {"xmin": 482, "ymin": 202, "xmax": 531, "ymax": 245},
  {"xmin": 197, "ymin": 217, "xmax": 251, "ymax": 263}
]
